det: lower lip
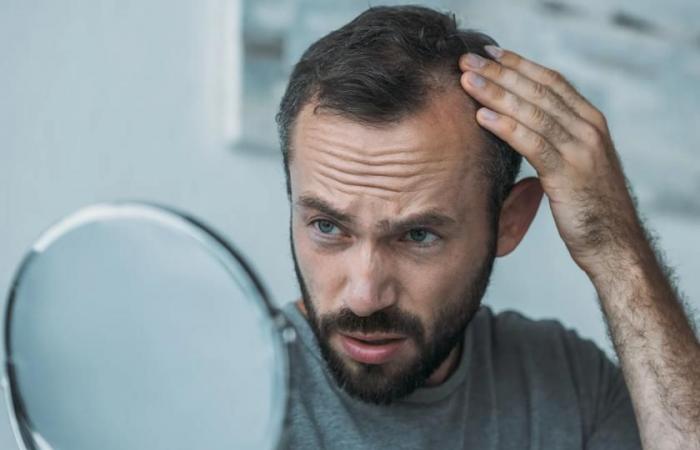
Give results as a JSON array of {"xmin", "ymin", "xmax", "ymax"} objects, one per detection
[{"xmin": 339, "ymin": 334, "xmax": 407, "ymax": 365}]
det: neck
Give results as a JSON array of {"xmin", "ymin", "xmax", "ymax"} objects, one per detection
[{"xmin": 424, "ymin": 341, "xmax": 462, "ymax": 386}]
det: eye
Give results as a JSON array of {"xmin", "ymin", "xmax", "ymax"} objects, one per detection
[
  {"xmin": 312, "ymin": 219, "xmax": 341, "ymax": 236},
  {"xmin": 403, "ymin": 228, "xmax": 439, "ymax": 245}
]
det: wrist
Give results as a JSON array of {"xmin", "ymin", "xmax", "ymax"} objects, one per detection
[{"xmin": 580, "ymin": 238, "xmax": 657, "ymax": 291}]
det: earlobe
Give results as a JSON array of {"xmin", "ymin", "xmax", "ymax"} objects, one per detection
[{"xmin": 495, "ymin": 177, "xmax": 544, "ymax": 257}]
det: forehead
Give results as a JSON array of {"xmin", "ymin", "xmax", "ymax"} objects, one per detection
[{"xmin": 289, "ymin": 90, "xmax": 488, "ymax": 222}]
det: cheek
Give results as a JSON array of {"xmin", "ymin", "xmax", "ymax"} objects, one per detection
[
  {"xmin": 396, "ymin": 242, "xmax": 480, "ymax": 316},
  {"xmin": 292, "ymin": 220, "xmax": 345, "ymax": 308},
  {"xmin": 399, "ymin": 264, "xmax": 460, "ymax": 310}
]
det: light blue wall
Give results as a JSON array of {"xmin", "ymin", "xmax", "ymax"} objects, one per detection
[
  {"xmin": 0, "ymin": 1, "xmax": 297, "ymax": 446},
  {"xmin": 1, "ymin": 0, "xmax": 698, "ymax": 447}
]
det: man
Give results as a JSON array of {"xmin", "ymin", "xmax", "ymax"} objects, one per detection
[{"xmin": 274, "ymin": 5, "xmax": 700, "ymax": 449}]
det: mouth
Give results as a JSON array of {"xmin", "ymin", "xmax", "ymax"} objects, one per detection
[{"xmin": 338, "ymin": 332, "xmax": 408, "ymax": 365}]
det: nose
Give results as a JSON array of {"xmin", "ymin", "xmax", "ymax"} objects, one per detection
[{"xmin": 342, "ymin": 242, "xmax": 397, "ymax": 317}]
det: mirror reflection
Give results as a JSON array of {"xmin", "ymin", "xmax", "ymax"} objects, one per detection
[{"xmin": 4, "ymin": 203, "xmax": 288, "ymax": 450}]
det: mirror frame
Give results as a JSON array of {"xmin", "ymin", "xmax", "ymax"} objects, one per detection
[{"xmin": 2, "ymin": 202, "xmax": 292, "ymax": 450}]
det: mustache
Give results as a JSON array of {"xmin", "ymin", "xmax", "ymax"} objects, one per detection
[{"xmin": 319, "ymin": 307, "xmax": 425, "ymax": 342}]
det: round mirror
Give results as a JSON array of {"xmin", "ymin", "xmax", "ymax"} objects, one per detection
[{"xmin": 3, "ymin": 202, "xmax": 290, "ymax": 450}]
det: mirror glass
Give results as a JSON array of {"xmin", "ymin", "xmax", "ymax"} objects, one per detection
[{"xmin": 3, "ymin": 203, "xmax": 288, "ymax": 450}]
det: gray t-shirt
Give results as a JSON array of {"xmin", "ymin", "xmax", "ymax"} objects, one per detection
[{"xmin": 278, "ymin": 301, "xmax": 641, "ymax": 449}]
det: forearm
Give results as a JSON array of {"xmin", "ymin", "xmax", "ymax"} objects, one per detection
[
  {"xmin": 456, "ymin": 43, "xmax": 700, "ymax": 447},
  {"xmin": 590, "ymin": 236, "xmax": 700, "ymax": 449}
]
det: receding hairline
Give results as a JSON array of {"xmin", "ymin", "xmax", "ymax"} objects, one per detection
[{"xmin": 286, "ymin": 73, "xmax": 483, "ymax": 165}]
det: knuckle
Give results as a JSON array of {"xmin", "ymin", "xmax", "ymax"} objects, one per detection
[
  {"xmin": 544, "ymin": 68, "xmax": 564, "ymax": 85},
  {"xmin": 590, "ymin": 109, "xmax": 608, "ymax": 129},
  {"xmin": 550, "ymin": 92, "xmax": 573, "ymax": 116},
  {"xmin": 492, "ymin": 62, "xmax": 506, "ymax": 78},
  {"xmin": 506, "ymin": 52, "xmax": 521, "ymax": 68},
  {"xmin": 491, "ymin": 85, "xmax": 506, "ymax": 101},
  {"xmin": 507, "ymin": 93, "xmax": 521, "ymax": 115},
  {"xmin": 581, "ymin": 123, "xmax": 604, "ymax": 146},
  {"xmin": 504, "ymin": 118, "xmax": 519, "ymax": 135},
  {"xmin": 504, "ymin": 68, "xmax": 519, "ymax": 87},
  {"xmin": 531, "ymin": 81, "xmax": 548, "ymax": 99},
  {"xmin": 532, "ymin": 134, "xmax": 549, "ymax": 153},
  {"xmin": 529, "ymin": 106, "xmax": 547, "ymax": 125},
  {"xmin": 547, "ymin": 121, "xmax": 567, "ymax": 142}
]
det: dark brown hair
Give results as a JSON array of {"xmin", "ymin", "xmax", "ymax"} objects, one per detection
[{"xmin": 276, "ymin": 5, "xmax": 522, "ymax": 218}]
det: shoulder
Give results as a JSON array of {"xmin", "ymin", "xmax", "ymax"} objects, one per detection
[
  {"xmin": 469, "ymin": 306, "xmax": 638, "ymax": 443},
  {"xmin": 469, "ymin": 306, "xmax": 624, "ymax": 407},
  {"xmin": 471, "ymin": 306, "xmax": 607, "ymax": 368}
]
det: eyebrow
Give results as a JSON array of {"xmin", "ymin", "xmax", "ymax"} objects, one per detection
[
  {"xmin": 377, "ymin": 211, "xmax": 457, "ymax": 234},
  {"xmin": 295, "ymin": 194, "xmax": 457, "ymax": 233},
  {"xmin": 295, "ymin": 195, "xmax": 356, "ymax": 224}
]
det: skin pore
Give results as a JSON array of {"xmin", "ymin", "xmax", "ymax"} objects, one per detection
[{"xmin": 288, "ymin": 87, "xmax": 543, "ymax": 404}]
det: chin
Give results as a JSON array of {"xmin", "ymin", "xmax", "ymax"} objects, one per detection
[{"xmin": 323, "ymin": 336, "xmax": 427, "ymax": 405}]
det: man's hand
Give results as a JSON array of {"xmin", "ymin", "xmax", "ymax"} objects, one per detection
[
  {"xmin": 459, "ymin": 46, "xmax": 642, "ymax": 278},
  {"xmin": 457, "ymin": 46, "xmax": 700, "ymax": 449}
]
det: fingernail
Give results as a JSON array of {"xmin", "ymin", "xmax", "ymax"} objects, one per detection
[
  {"xmin": 484, "ymin": 45, "xmax": 504, "ymax": 59},
  {"xmin": 480, "ymin": 108, "xmax": 499, "ymax": 121},
  {"xmin": 467, "ymin": 72, "xmax": 486, "ymax": 88},
  {"xmin": 463, "ymin": 52, "xmax": 486, "ymax": 68}
]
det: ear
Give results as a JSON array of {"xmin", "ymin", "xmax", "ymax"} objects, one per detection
[{"xmin": 495, "ymin": 177, "xmax": 544, "ymax": 257}]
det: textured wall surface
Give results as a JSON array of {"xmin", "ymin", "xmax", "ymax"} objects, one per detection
[{"xmin": 1, "ymin": 0, "xmax": 698, "ymax": 447}]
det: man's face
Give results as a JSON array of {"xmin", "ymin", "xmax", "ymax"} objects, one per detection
[{"xmin": 288, "ymin": 90, "xmax": 497, "ymax": 404}]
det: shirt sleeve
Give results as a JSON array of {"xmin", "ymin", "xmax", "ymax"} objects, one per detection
[{"xmin": 490, "ymin": 308, "xmax": 642, "ymax": 449}]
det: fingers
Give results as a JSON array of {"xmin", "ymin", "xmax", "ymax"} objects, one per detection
[
  {"xmin": 460, "ymin": 69, "xmax": 575, "ymax": 148},
  {"xmin": 475, "ymin": 107, "xmax": 562, "ymax": 175},
  {"xmin": 457, "ymin": 46, "xmax": 614, "ymax": 176},
  {"xmin": 480, "ymin": 46, "xmax": 607, "ymax": 132},
  {"xmin": 459, "ymin": 52, "xmax": 592, "ymax": 142}
]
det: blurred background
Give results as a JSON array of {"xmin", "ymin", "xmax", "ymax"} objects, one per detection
[{"xmin": 1, "ymin": 0, "xmax": 699, "ymax": 446}]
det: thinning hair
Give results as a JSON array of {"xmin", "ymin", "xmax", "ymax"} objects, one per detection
[{"xmin": 276, "ymin": 5, "xmax": 522, "ymax": 220}]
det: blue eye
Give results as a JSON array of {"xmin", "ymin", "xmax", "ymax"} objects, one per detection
[
  {"xmin": 405, "ymin": 228, "xmax": 438, "ymax": 244},
  {"xmin": 313, "ymin": 219, "xmax": 340, "ymax": 235}
]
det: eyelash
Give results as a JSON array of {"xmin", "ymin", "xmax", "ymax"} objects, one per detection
[
  {"xmin": 402, "ymin": 228, "xmax": 440, "ymax": 246},
  {"xmin": 311, "ymin": 219, "xmax": 343, "ymax": 237},
  {"xmin": 309, "ymin": 219, "xmax": 441, "ymax": 248}
]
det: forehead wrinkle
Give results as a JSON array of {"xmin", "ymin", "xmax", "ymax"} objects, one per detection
[
  {"xmin": 304, "ymin": 131, "xmax": 455, "ymax": 180},
  {"xmin": 314, "ymin": 145, "xmax": 444, "ymax": 168},
  {"xmin": 305, "ymin": 152, "xmax": 451, "ymax": 198},
  {"xmin": 301, "ymin": 164, "xmax": 418, "ymax": 201},
  {"xmin": 312, "ymin": 163, "xmax": 446, "ymax": 195},
  {"xmin": 326, "ymin": 184, "xmax": 410, "ymax": 202},
  {"xmin": 292, "ymin": 91, "xmax": 486, "ymax": 214},
  {"xmin": 314, "ymin": 170, "xmax": 410, "ymax": 194},
  {"xmin": 304, "ymin": 132, "xmax": 458, "ymax": 196},
  {"xmin": 297, "ymin": 162, "xmax": 427, "ymax": 206},
  {"xmin": 299, "ymin": 107, "xmax": 464, "ymax": 166},
  {"xmin": 313, "ymin": 157, "xmax": 447, "ymax": 181},
  {"xmin": 301, "ymin": 116, "xmax": 424, "ymax": 159}
]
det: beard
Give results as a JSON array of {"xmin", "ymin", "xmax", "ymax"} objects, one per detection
[{"xmin": 290, "ymin": 229, "xmax": 497, "ymax": 405}]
